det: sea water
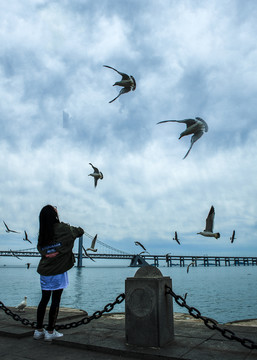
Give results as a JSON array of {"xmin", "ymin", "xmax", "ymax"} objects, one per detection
[{"xmin": 0, "ymin": 265, "xmax": 257, "ymax": 324}]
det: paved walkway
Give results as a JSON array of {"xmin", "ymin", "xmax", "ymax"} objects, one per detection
[{"xmin": 0, "ymin": 307, "xmax": 257, "ymax": 359}]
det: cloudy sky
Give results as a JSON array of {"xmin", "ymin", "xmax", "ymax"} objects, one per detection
[{"xmin": 1, "ymin": 0, "xmax": 257, "ymax": 265}]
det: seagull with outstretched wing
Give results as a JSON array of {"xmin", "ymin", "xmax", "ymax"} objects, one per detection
[
  {"xmin": 173, "ymin": 231, "xmax": 180, "ymax": 244},
  {"xmin": 230, "ymin": 230, "xmax": 236, "ymax": 243},
  {"xmin": 23, "ymin": 231, "xmax": 32, "ymax": 244},
  {"xmin": 165, "ymin": 253, "xmax": 171, "ymax": 262},
  {"xmin": 86, "ymin": 234, "xmax": 98, "ymax": 252},
  {"xmin": 10, "ymin": 249, "xmax": 22, "ymax": 260},
  {"xmin": 134, "ymin": 241, "xmax": 147, "ymax": 252},
  {"xmin": 3, "ymin": 221, "xmax": 20, "ymax": 233},
  {"xmin": 82, "ymin": 246, "xmax": 96, "ymax": 262},
  {"xmin": 88, "ymin": 163, "xmax": 103, "ymax": 188},
  {"xmin": 157, "ymin": 117, "xmax": 208, "ymax": 159},
  {"xmin": 197, "ymin": 206, "xmax": 220, "ymax": 239},
  {"xmin": 187, "ymin": 261, "xmax": 195, "ymax": 273},
  {"xmin": 103, "ymin": 65, "xmax": 136, "ymax": 103}
]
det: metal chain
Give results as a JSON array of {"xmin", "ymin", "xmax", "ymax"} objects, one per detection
[
  {"xmin": 0, "ymin": 293, "xmax": 125, "ymax": 330},
  {"xmin": 165, "ymin": 285, "xmax": 257, "ymax": 350}
]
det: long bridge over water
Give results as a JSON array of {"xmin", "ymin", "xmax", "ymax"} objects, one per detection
[
  {"xmin": 1, "ymin": 234, "xmax": 257, "ymax": 267},
  {"xmin": 1, "ymin": 250, "xmax": 257, "ymax": 267}
]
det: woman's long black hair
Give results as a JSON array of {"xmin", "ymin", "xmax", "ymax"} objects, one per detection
[{"xmin": 38, "ymin": 205, "xmax": 60, "ymax": 247}]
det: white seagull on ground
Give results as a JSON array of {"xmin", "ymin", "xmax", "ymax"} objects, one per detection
[
  {"xmin": 197, "ymin": 206, "xmax": 220, "ymax": 239},
  {"xmin": 16, "ymin": 296, "xmax": 27, "ymax": 312},
  {"xmin": 103, "ymin": 65, "xmax": 136, "ymax": 103},
  {"xmin": 157, "ymin": 117, "xmax": 208, "ymax": 159},
  {"xmin": 88, "ymin": 163, "xmax": 103, "ymax": 188}
]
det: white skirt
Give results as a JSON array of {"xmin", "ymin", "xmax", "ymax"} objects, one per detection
[{"xmin": 40, "ymin": 272, "xmax": 69, "ymax": 290}]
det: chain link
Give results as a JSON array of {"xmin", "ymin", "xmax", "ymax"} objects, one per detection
[
  {"xmin": 2, "ymin": 287, "xmax": 257, "ymax": 351},
  {"xmin": 165, "ymin": 285, "xmax": 257, "ymax": 350},
  {"xmin": 0, "ymin": 293, "xmax": 125, "ymax": 330}
]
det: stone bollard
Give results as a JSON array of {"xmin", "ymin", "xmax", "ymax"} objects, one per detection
[{"xmin": 125, "ymin": 265, "xmax": 174, "ymax": 347}]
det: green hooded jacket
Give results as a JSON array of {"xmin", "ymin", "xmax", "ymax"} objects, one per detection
[{"xmin": 37, "ymin": 222, "xmax": 84, "ymax": 276}]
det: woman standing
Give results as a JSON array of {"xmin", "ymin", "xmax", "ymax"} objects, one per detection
[{"xmin": 33, "ymin": 205, "xmax": 84, "ymax": 341}]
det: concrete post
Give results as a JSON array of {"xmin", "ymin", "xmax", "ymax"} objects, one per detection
[
  {"xmin": 77, "ymin": 235, "xmax": 83, "ymax": 267},
  {"xmin": 125, "ymin": 266, "xmax": 174, "ymax": 348}
]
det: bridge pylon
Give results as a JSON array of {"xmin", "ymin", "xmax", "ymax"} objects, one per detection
[{"xmin": 77, "ymin": 235, "xmax": 84, "ymax": 267}]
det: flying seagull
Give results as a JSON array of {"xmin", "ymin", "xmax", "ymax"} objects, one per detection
[
  {"xmin": 187, "ymin": 261, "xmax": 196, "ymax": 273},
  {"xmin": 86, "ymin": 234, "xmax": 98, "ymax": 252},
  {"xmin": 23, "ymin": 231, "xmax": 32, "ymax": 244},
  {"xmin": 157, "ymin": 117, "xmax": 208, "ymax": 159},
  {"xmin": 139, "ymin": 250, "xmax": 147, "ymax": 255},
  {"xmin": 88, "ymin": 163, "xmax": 103, "ymax": 188},
  {"xmin": 103, "ymin": 65, "xmax": 136, "ymax": 103},
  {"xmin": 10, "ymin": 249, "xmax": 22, "ymax": 260},
  {"xmin": 230, "ymin": 230, "xmax": 236, "ymax": 243},
  {"xmin": 134, "ymin": 241, "xmax": 147, "ymax": 252},
  {"xmin": 16, "ymin": 296, "xmax": 27, "ymax": 312},
  {"xmin": 82, "ymin": 246, "xmax": 96, "ymax": 262},
  {"xmin": 165, "ymin": 253, "xmax": 171, "ymax": 262},
  {"xmin": 173, "ymin": 231, "xmax": 180, "ymax": 245},
  {"xmin": 197, "ymin": 206, "xmax": 220, "ymax": 239},
  {"xmin": 3, "ymin": 221, "xmax": 20, "ymax": 233}
]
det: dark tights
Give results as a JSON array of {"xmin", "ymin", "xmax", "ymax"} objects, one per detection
[{"xmin": 37, "ymin": 289, "xmax": 63, "ymax": 331}]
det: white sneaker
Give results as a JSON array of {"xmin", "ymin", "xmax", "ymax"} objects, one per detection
[
  {"xmin": 44, "ymin": 329, "xmax": 63, "ymax": 342},
  {"xmin": 33, "ymin": 329, "xmax": 46, "ymax": 340}
]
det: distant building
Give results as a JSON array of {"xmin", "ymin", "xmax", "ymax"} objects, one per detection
[{"xmin": 63, "ymin": 110, "xmax": 72, "ymax": 129}]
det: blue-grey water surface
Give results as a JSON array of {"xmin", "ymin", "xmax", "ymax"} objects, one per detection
[{"xmin": 1, "ymin": 265, "xmax": 257, "ymax": 324}]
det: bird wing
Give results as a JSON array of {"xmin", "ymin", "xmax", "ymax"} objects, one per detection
[
  {"xmin": 94, "ymin": 177, "xmax": 98, "ymax": 187},
  {"xmin": 89, "ymin": 163, "xmax": 99, "ymax": 174},
  {"xmin": 90, "ymin": 234, "xmax": 97, "ymax": 249},
  {"xmin": 135, "ymin": 241, "xmax": 146, "ymax": 251},
  {"xmin": 103, "ymin": 65, "xmax": 130, "ymax": 80},
  {"xmin": 157, "ymin": 119, "xmax": 196, "ymax": 127},
  {"xmin": 130, "ymin": 75, "xmax": 136, "ymax": 90},
  {"xmin": 195, "ymin": 117, "xmax": 208, "ymax": 132},
  {"xmin": 82, "ymin": 246, "xmax": 95, "ymax": 262},
  {"xmin": 183, "ymin": 130, "xmax": 204, "ymax": 159},
  {"xmin": 109, "ymin": 87, "xmax": 131, "ymax": 103},
  {"xmin": 10, "ymin": 249, "xmax": 22, "ymax": 260},
  {"xmin": 204, "ymin": 206, "xmax": 215, "ymax": 232},
  {"xmin": 231, "ymin": 230, "xmax": 235, "ymax": 243},
  {"xmin": 3, "ymin": 221, "xmax": 9, "ymax": 231},
  {"xmin": 24, "ymin": 231, "xmax": 32, "ymax": 243}
]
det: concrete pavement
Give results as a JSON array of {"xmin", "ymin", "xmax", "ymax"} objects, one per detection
[{"xmin": 0, "ymin": 306, "xmax": 257, "ymax": 359}]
